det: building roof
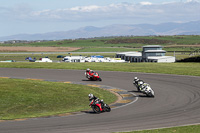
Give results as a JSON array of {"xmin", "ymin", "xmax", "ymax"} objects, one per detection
[
  {"xmin": 116, "ymin": 51, "xmax": 140, "ymax": 55},
  {"xmin": 144, "ymin": 50, "xmax": 166, "ymax": 53},
  {"xmin": 125, "ymin": 53, "xmax": 142, "ymax": 57},
  {"xmin": 142, "ymin": 45, "xmax": 163, "ymax": 48}
]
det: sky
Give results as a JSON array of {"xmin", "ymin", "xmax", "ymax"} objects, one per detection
[{"xmin": 0, "ymin": 0, "xmax": 200, "ymax": 37}]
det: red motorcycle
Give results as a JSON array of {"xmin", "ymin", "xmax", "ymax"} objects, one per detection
[
  {"xmin": 89, "ymin": 99, "xmax": 111, "ymax": 113},
  {"xmin": 85, "ymin": 71, "xmax": 102, "ymax": 81}
]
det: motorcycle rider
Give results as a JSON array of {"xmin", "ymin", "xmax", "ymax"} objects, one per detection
[
  {"xmin": 86, "ymin": 68, "xmax": 90, "ymax": 75},
  {"xmin": 139, "ymin": 82, "xmax": 149, "ymax": 92},
  {"xmin": 86, "ymin": 69, "xmax": 97, "ymax": 79},
  {"xmin": 86, "ymin": 68, "xmax": 95, "ymax": 77},
  {"xmin": 86, "ymin": 68, "xmax": 90, "ymax": 73},
  {"xmin": 133, "ymin": 77, "xmax": 140, "ymax": 85},
  {"xmin": 88, "ymin": 93, "xmax": 105, "ymax": 109},
  {"xmin": 86, "ymin": 68, "xmax": 91, "ymax": 78},
  {"xmin": 90, "ymin": 70, "xmax": 95, "ymax": 75},
  {"xmin": 133, "ymin": 77, "xmax": 144, "ymax": 91}
]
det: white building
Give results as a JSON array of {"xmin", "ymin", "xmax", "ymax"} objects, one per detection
[
  {"xmin": 147, "ymin": 56, "xmax": 175, "ymax": 63},
  {"xmin": 116, "ymin": 52, "xmax": 142, "ymax": 62},
  {"xmin": 116, "ymin": 45, "xmax": 175, "ymax": 63}
]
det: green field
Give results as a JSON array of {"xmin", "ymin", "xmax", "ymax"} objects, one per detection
[
  {"xmin": 0, "ymin": 78, "xmax": 116, "ymax": 120},
  {"xmin": 74, "ymin": 47, "xmax": 141, "ymax": 52},
  {"xmin": 1, "ymin": 35, "xmax": 200, "ymax": 52}
]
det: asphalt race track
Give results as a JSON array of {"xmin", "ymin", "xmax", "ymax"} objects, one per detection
[{"xmin": 0, "ymin": 68, "xmax": 200, "ymax": 133}]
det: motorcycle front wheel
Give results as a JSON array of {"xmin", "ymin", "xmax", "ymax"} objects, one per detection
[
  {"xmin": 98, "ymin": 78, "xmax": 102, "ymax": 81},
  {"xmin": 146, "ymin": 90, "xmax": 155, "ymax": 97},
  {"xmin": 104, "ymin": 104, "xmax": 111, "ymax": 112}
]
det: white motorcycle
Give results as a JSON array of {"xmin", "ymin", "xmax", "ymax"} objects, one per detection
[{"xmin": 140, "ymin": 83, "xmax": 155, "ymax": 97}]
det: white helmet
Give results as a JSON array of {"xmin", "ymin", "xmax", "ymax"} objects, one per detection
[
  {"xmin": 134, "ymin": 77, "xmax": 139, "ymax": 81},
  {"xmin": 88, "ymin": 93, "xmax": 94, "ymax": 99},
  {"xmin": 86, "ymin": 68, "xmax": 90, "ymax": 72}
]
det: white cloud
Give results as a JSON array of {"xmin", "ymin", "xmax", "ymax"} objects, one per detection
[
  {"xmin": 70, "ymin": 5, "xmax": 100, "ymax": 12},
  {"xmin": 186, "ymin": 0, "xmax": 200, "ymax": 2},
  {"xmin": 139, "ymin": 2, "xmax": 152, "ymax": 5},
  {"xmin": 2, "ymin": 1, "xmax": 200, "ymax": 24}
]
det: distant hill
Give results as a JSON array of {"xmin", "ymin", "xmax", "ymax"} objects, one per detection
[{"xmin": 0, "ymin": 20, "xmax": 200, "ymax": 41}]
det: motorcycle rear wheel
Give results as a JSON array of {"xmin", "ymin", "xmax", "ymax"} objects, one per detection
[{"xmin": 92, "ymin": 106, "xmax": 101, "ymax": 113}]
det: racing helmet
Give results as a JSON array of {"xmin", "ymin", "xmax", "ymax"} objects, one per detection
[
  {"xmin": 134, "ymin": 77, "xmax": 139, "ymax": 81},
  {"xmin": 88, "ymin": 93, "xmax": 94, "ymax": 99},
  {"xmin": 86, "ymin": 68, "xmax": 90, "ymax": 72}
]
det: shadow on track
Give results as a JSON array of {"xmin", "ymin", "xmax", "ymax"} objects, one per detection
[
  {"xmin": 81, "ymin": 79, "xmax": 100, "ymax": 82},
  {"xmin": 128, "ymin": 90, "xmax": 154, "ymax": 98},
  {"xmin": 138, "ymin": 95, "xmax": 155, "ymax": 98},
  {"xmin": 81, "ymin": 111, "xmax": 99, "ymax": 114},
  {"xmin": 128, "ymin": 90, "xmax": 140, "ymax": 93}
]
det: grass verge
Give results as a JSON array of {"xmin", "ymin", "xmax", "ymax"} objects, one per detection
[
  {"xmin": 0, "ymin": 62, "xmax": 200, "ymax": 76},
  {"xmin": 0, "ymin": 78, "xmax": 117, "ymax": 120},
  {"xmin": 117, "ymin": 124, "xmax": 200, "ymax": 133}
]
